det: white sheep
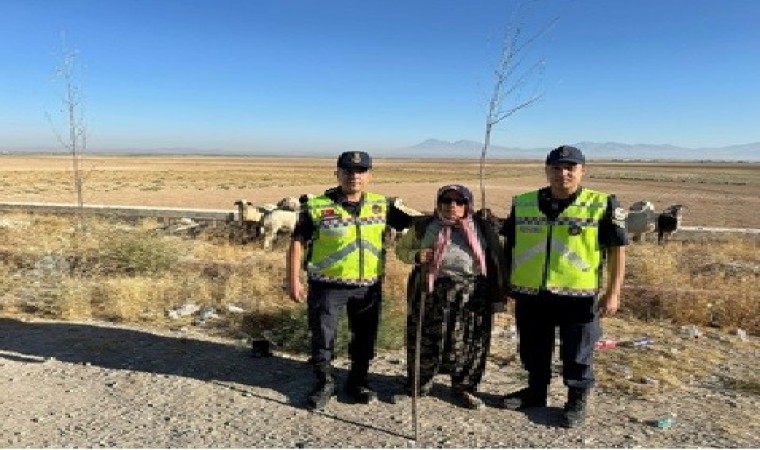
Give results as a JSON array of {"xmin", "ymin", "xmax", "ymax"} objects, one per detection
[
  {"xmin": 260, "ymin": 208, "xmax": 299, "ymax": 250},
  {"xmin": 233, "ymin": 200, "xmax": 284, "ymax": 243},
  {"xmin": 625, "ymin": 200, "xmax": 657, "ymax": 243},
  {"xmin": 276, "ymin": 197, "xmax": 301, "ymax": 212},
  {"xmin": 390, "ymin": 196, "xmax": 424, "ymax": 217}
]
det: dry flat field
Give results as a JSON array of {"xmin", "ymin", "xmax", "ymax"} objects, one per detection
[{"xmin": 1, "ymin": 154, "xmax": 759, "ymax": 227}]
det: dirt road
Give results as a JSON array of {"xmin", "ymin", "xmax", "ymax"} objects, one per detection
[{"xmin": 1, "ymin": 317, "xmax": 757, "ymax": 448}]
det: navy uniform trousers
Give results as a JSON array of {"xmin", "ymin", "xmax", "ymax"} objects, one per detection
[
  {"xmin": 514, "ymin": 293, "xmax": 601, "ymax": 389},
  {"xmin": 307, "ymin": 281, "xmax": 381, "ymax": 368}
]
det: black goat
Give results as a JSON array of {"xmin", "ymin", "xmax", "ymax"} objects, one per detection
[{"xmin": 656, "ymin": 204, "xmax": 688, "ymax": 244}]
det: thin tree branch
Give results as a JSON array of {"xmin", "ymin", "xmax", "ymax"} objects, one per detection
[{"xmin": 478, "ymin": 2, "xmax": 557, "ymax": 210}]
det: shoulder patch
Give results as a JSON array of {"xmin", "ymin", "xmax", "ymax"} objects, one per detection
[{"xmin": 613, "ymin": 207, "xmax": 627, "ymax": 221}]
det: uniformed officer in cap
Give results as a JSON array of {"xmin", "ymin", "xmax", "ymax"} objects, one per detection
[
  {"xmin": 499, "ymin": 145, "xmax": 627, "ymax": 428},
  {"xmin": 287, "ymin": 151, "xmax": 414, "ymax": 411}
]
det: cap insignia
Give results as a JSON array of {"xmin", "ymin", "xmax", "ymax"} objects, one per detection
[{"xmin": 352, "ymin": 152, "xmax": 361, "ymax": 163}]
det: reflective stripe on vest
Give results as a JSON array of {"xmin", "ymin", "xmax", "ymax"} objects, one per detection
[
  {"xmin": 510, "ymin": 189, "xmax": 608, "ymax": 296},
  {"xmin": 306, "ymin": 192, "xmax": 387, "ymax": 286}
]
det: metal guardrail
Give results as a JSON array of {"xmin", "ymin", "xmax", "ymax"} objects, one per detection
[
  {"xmin": 679, "ymin": 225, "xmax": 760, "ymax": 235},
  {"xmin": 1, "ymin": 202, "xmax": 757, "ymax": 236},
  {"xmin": 675, "ymin": 225, "xmax": 760, "ymax": 241},
  {"xmin": 0, "ymin": 201, "xmax": 238, "ymax": 222}
]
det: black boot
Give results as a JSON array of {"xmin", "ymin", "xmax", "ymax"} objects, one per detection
[
  {"xmin": 453, "ymin": 387, "xmax": 484, "ymax": 410},
  {"xmin": 307, "ymin": 364, "xmax": 336, "ymax": 411},
  {"xmin": 561, "ymin": 387, "xmax": 590, "ymax": 428},
  {"xmin": 501, "ymin": 384, "xmax": 549, "ymax": 410},
  {"xmin": 344, "ymin": 361, "xmax": 377, "ymax": 404}
]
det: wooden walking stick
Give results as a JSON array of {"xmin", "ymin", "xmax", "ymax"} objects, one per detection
[{"xmin": 412, "ymin": 287, "xmax": 427, "ymax": 442}]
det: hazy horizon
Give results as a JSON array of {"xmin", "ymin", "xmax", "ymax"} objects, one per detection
[{"xmin": 3, "ymin": 138, "xmax": 759, "ymax": 162}]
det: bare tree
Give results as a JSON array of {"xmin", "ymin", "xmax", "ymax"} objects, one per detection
[
  {"xmin": 48, "ymin": 36, "xmax": 87, "ymax": 211},
  {"xmin": 47, "ymin": 36, "xmax": 90, "ymax": 276},
  {"xmin": 479, "ymin": 3, "xmax": 557, "ymax": 210}
]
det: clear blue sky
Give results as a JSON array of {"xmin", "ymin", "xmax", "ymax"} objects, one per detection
[{"xmin": 1, "ymin": 0, "xmax": 758, "ymax": 154}]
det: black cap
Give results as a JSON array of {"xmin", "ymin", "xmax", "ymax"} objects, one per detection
[
  {"xmin": 337, "ymin": 151, "xmax": 372, "ymax": 170},
  {"xmin": 546, "ymin": 145, "xmax": 585, "ymax": 165},
  {"xmin": 436, "ymin": 184, "xmax": 474, "ymax": 204}
]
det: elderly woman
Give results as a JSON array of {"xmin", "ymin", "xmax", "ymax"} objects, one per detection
[{"xmin": 395, "ymin": 184, "xmax": 506, "ymax": 409}]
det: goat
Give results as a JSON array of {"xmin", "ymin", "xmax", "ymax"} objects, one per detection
[
  {"xmin": 625, "ymin": 200, "xmax": 656, "ymax": 242},
  {"xmin": 657, "ymin": 204, "xmax": 688, "ymax": 245},
  {"xmin": 260, "ymin": 208, "xmax": 298, "ymax": 250},
  {"xmin": 299, "ymin": 193, "xmax": 316, "ymax": 205}
]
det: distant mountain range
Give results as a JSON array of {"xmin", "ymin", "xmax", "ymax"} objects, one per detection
[
  {"xmin": 385, "ymin": 139, "xmax": 760, "ymax": 162},
  {"xmin": 2, "ymin": 140, "xmax": 759, "ymax": 161}
]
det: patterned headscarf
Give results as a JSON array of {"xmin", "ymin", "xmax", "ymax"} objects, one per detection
[{"xmin": 427, "ymin": 184, "xmax": 487, "ymax": 293}]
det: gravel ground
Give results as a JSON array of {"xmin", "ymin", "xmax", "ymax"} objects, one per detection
[{"xmin": 1, "ymin": 317, "xmax": 758, "ymax": 448}]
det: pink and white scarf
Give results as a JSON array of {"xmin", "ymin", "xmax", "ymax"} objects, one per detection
[{"xmin": 426, "ymin": 213, "xmax": 487, "ymax": 293}]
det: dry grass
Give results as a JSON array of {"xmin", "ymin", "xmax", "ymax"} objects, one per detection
[
  {"xmin": 623, "ymin": 238, "xmax": 759, "ymax": 333},
  {"xmin": 0, "ymin": 212, "xmax": 407, "ymax": 343},
  {"xmin": 1, "ymin": 211, "xmax": 758, "ymax": 398},
  {"xmin": 592, "ymin": 317, "xmax": 757, "ymax": 398}
]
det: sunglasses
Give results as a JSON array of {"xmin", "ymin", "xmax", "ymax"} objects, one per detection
[{"xmin": 439, "ymin": 197, "xmax": 468, "ymax": 206}]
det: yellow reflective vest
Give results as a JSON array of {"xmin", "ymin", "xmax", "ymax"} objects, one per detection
[
  {"xmin": 306, "ymin": 192, "xmax": 387, "ymax": 286},
  {"xmin": 510, "ymin": 189, "xmax": 609, "ymax": 297}
]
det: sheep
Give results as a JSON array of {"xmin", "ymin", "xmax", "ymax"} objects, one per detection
[
  {"xmin": 234, "ymin": 199, "xmax": 266, "ymax": 223},
  {"xmin": 629, "ymin": 200, "xmax": 654, "ymax": 212},
  {"xmin": 389, "ymin": 196, "xmax": 424, "ymax": 217},
  {"xmin": 275, "ymin": 194, "xmax": 317, "ymax": 212},
  {"xmin": 381, "ymin": 197, "xmax": 424, "ymax": 244},
  {"xmin": 276, "ymin": 197, "xmax": 301, "ymax": 212},
  {"xmin": 657, "ymin": 204, "xmax": 688, "ymax": 245},
  {"xmin": 260, "ymin": 208, "xmax": 299, "ymax": 250},
  {"xmin": 234, "ymin": 199, "xmax": 282, "ymax": 243},
  {"xmin": 625, "ymin": 200, "xmax": 657, "ymax": 243}
]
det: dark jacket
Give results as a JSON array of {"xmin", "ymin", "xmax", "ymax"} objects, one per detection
[{"xmin": 395, "ymin": 215, "xmax": 507, "ymax": 308}]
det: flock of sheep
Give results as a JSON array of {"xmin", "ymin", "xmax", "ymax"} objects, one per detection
[
  {"xmin": 625, "ymin": 200, "xmax": 688, "ymax": 244},
  {"xmin": 238, "ymin": 195, "xmax": 687, "ymax": 249},
  {"xmin": 233, "ymin": 195, "xmax": 310, "ymax": 249}
]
